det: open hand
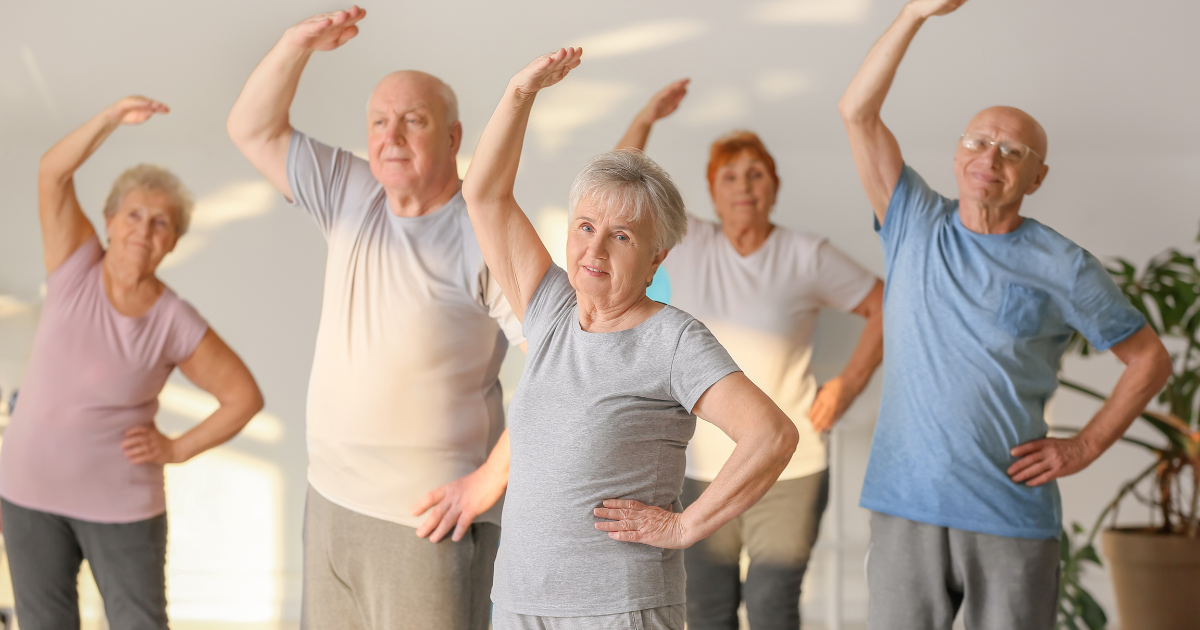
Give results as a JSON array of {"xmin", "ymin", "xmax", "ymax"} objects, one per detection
[
  {"xmin": 1007, "ymin": 436, "xmax": 1098, "ymax": 487},
  {"xmin": 638, "ymin": 78, "xmax": 689, "ymax": 124},
  {"xmin": 810, "ymin": 377, "xmax": 857, "ymax": 432},
  {"xmin": 107, "ymin": 96, "xmax": 169, "ymax": 126},
  {"xmin": 122, "ymin": 425, "xmax": 180, "ymax": 465},
  {"xmin": 287, "ymin": 6, "xmax": 366, "ymax": 53},
  {"xmin": 510, "ymin": 48, "xmax": 583, "ymax": 101},
  {"xmin": 593, "ymin": 499, "xmax": 691, "ymax": 549},
  {"xmin": 906, "ymin": 0, "xmax": 970, "ymax": 19},
  {"xmin": 412, "ymin": 464, "xmax": 507, "ymax": 543}
]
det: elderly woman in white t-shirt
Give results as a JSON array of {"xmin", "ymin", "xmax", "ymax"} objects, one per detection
[
  {"xmin": 617, "ymin": 80, "xmax": 885, "ymax": 630},
  {"xmin": 462, "ymin": 49, "xmax": 800, "ymax": 630}
]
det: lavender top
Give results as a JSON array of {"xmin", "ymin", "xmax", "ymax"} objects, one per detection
[{"xmin": 0, "ymin": 237, "xmax": 208, "ymax": 523}]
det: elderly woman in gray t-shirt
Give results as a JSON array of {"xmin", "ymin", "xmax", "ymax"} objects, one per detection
[{"xmin": 461, "ymin": 48, "xmax": 799, "ymax": 630}]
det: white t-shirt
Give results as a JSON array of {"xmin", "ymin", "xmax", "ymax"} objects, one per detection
[
  {"xmin": 287, "ymin": 131, "xmax": 524, "ymax": 528},
  {"xmin": 665, "ymin": 215, "xmax": 877, "ymax": 481}
]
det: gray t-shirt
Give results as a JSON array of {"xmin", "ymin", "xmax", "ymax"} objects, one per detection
[{"xmin": 492, "ymin": 265, "xmax": 741, "ymax": 617}]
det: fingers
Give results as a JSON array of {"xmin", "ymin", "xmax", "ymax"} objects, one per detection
[
  {"xmin": 415, "ymin": 502, "xmax": 447, "ymax": 538},
  {"xmin": 595, "ymin": 519, "xmax": 638, "ymax": 532},
  {"xmin": 1010, "ymin": 439, "xmax": 1047, "ymax": 458},
  {"xmin": 1006, "ymin": 450, "xmax": 1044, "ymax": 476},
  {"xmin": 601, "ymin": 498, "xmax": 644, "ymax": 510},
  {"xmin": 1011, "ymin": 459, "xmax": 1055, "ymax": 485},
  {"xmin": 427, "ymin": 506, "xmax": 459, "ymax": 543},
  {"xmin": 450, "ymin": 510, "xmax": 476, "ymax": 543},
  {"xmin": 411, "ymin": 488, "xmax": 445, "ymax": 517}
]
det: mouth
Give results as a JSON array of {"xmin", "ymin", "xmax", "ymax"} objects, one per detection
[{"xmin": 581, "ymin": 265, "xmax": 608, "ymax": 277}]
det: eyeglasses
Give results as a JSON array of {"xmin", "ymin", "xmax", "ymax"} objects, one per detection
[{"xmin": 959, "ymin": 133, "xmax": 1043, "ymax": 164}]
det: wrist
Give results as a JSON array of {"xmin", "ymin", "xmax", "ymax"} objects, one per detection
[
  {"xmin": 677, "ymin": 509, "xmax": 704, "ymax": 547},
  {"xmin": 901, "ymin": 2, "xmax": 931, "ymax": 23}
]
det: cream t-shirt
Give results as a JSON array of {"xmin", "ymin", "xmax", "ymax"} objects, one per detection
[
  {"xmin": 287, "ymin": 131, "xmax": 524, "ymax": 528},
  {"xmin": 665, "ymin": 215, "xmax": 877, "ymax": 481}
]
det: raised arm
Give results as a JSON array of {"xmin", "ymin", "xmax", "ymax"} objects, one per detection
[
  {"xmin": 594, "ymin": 373, "xmax": 799, "ymax": 548},
  {"xmin": 614, "ymin": 78, "xmax": 689, "ymax": 152},
  {"xmin": 838, "ymin": 0, "xmax": 968, "ymax": 223},
  {"xmin": 226, "ymin": 6, "xmax": 365, "ymax": 200},
  {"xmin": 1008, "ymin": 326, "xmax": 1171, "ymax": 487},
  {"xmin": 122, "ymin": 329, "xmax": 265, "ymax": 466},
  {"xmin": 38, "ymin": 97, "xmax": 168, "ymax": 273},
  {"xmin": 461, "ymin": 48, "xmax": 581, "ymax": 321}
]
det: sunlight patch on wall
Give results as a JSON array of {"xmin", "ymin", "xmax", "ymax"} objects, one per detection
[
  {"xmin": 159, "ymin": 381, "xmax": 285, "ymax": 444},
  {"xmin": 536, "ymin": 206, "xmax": 569, "ymax": 268},
  {"xmin": 754, "ymin": 69, "xmax": 814, "ymax": 103},
  {"xmin": 161, "ymin": 180, "xmax": 279, "ymax": 270},
  {"xmin": 747, "ymin": 0, "xmax": 870, "ymax": 24},
  {"xmin": 165, "ymin": 448, "xmax": 284, "ymax": 623},
  {"xmin": 574, "ymin": 19, "xmax": 708, "ymax": 59},
  {"xmin": 679, "ymin": 86, "xmax": 751, "ymax": 127},
  {"xmin": 530, "ymin": 80, "xmax": 634, "ymax": 152}
]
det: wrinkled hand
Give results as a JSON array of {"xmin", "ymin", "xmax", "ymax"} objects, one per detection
[
  {"xmin": 122, "ymin": 425, "xmax": 180, "ymax": 465},
  {"xmin": 509, "ymin": 48, "xmax": 583, "ymax": 101},
  {"xmin": 107, "ymin": 96, "xmax": 169, "ymax": 126},
  {"xmin": 809, "ymin": 376, "xmax": 857, "ymax": 432},
  {"xmin": 412, "ymin": 465, "xmax": 507, "ymax": 543},
  {"xmin": 638, "ymin": 78, "xmax": 689, "ymax": 124},
  {"xmin": 287, "ymin": 6, "xmax": 365, "ymax": 53},
  {"xmin": 906, "ymin": 0, "xmax": 969, "ymax": 19},
  {"xmin": 593, "ymin": 499, "xmax": 691, "ymax": 549},
  {"xmin": 1008, "ymin": 436, "xmax": 1098, "ymax": 487}
]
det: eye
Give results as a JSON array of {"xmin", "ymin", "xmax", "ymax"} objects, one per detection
[
  {"xmin": 997, "ymin": 144, "xmax": 1025, "ymax": 162},
  {"xmin": 615, "ymin": 234, "xmax": 629, "ymax": 242},
  {"xmin": 580, "ymin": 224, "xmax": 594, "ymax": 233}
]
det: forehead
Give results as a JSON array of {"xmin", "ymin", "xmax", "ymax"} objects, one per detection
[
  {"xmin": 965, "ymin": 109, "xmax": 1039, "ymax": 145},
  {"xmin": 368, "ymin": 77, "xmax": 444, "ymax": 116},
  {"xmin": 572, "ymin": 198, "xmax": 650, "ymax": 231},
  {"xmin": 119, "ymin": 187, "xmax": 175, "ymax": 212},
  {"xmin": 718, "ymin": 150, "xmax": 768, "ymax": 170}
]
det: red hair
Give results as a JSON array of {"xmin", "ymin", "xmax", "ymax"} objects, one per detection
[{"xmin": 706, "ymin": 131, "xmax": 780, "ymax": 194}]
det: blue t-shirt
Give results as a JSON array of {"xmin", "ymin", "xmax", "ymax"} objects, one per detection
[{"xmin": 861, "ymin": 165, "xmax": 1146, "ymax": 539}]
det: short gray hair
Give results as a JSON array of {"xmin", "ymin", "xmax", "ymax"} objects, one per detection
[
  {"xmin": 441, "ymin": 82, "xmax": 459, "ymax": 126},
  {"xmin": 103, "ymin": 164, "xmax": 194, "ymax": 236},
  {"xmin": 567, "ymin": 149, "xmax": 687, "ymax": 252}
]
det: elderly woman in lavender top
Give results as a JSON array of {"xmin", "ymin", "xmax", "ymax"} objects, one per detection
[
  {"xmin": 0, "ymin": 96, "xmax": 263, "ymax": 630},
  {"xmin": 461, "ymin": 49, "xmax": 799, "ymax": 630}
]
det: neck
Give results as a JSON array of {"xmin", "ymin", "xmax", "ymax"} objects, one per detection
[
  {"xmin": 958, "ymin": 197, "xmax": 1025, "ymax": 235},
  {"xmin": 721, "ymin": 218, "xmax": 774, "ymax": 256},
  {"xmin": 385, "ymin": 175, "xmax": 462, "ymax": 218},
  {"xmin": 576, "ymin": 290, "xmax": 661, "ymax": 333},
  {"xmin": 102, "ymin": 254, "xmax": 162, "ymax": 312}
]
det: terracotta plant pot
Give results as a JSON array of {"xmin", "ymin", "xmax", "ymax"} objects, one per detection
[{"xmin": 1101, "ymin": 528, "xmax": 1200, "ymax": 630}]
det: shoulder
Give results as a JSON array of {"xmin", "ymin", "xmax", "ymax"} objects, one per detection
[
  {"xmin": 158, "ymin": 286, "xmax": 208, "ymax": 329},
  {"xmin": 46, "ymin": 236, "xmax": 103, "ymax": 294},
  {"xmin": 1019, "ymin": 219, "xmax": 1093, "ymax": 279}
]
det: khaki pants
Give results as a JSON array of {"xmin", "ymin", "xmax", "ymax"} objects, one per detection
[{"xmin": 301, "ymin": 485, "xmax": 500, "ymax": 630}]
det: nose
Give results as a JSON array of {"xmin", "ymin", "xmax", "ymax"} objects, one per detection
[
  {"xmin": 387, "ymin": 121, "xmax": 407, "ymax": 147},
  {"xmin": 587, "ymin": 235, "xmax": 608, "ymax": 260}
]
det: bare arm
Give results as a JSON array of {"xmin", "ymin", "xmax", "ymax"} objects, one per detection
[
  {"xmin": 593, "ymin": 372, "xmax": 799, "ymax": 548},
  {"xmin": 122, "ymin": 329, "xmax": 265, "ymax": 465},
  {"xmin": 1008, "ymin": 325, "xmax": 1172, "ymax": 486},
  {"xmin": 38, "ymin": 97, "xmax": 169, "ymax": 273},
  {"xmin": 226, "ymin": 7, "xmax": 366, "ymax": 200},
  {"xmin": 462, "ymin": 49, "xmax": 582, "ymax": 320},
  {"xmin": 614, "ymin": 79, "xmax": 689, "ymax": 152},
  {"xmin": 838, "ymin": 0, "xmax": 968, "ymax": 223},
  {"xmin": 809, "ymin": 279, "xmax": 885, "ymax": 431}
]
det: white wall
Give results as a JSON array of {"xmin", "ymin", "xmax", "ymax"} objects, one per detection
[{"xmin": 1, "ymin": 0, "xmax": 1198, "ymax": 625}]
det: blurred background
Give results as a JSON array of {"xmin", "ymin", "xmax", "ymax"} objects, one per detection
[{"xmin": 1, "ymin": 0, "xmax": 1197, "ymax": 628}]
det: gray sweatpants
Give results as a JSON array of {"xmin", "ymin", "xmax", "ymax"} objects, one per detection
[
  {"xmin": 301, "ymin": 485, "xmax": 500, "ymax": 630},
  {"xmin": 492, "ymin": 603, "xmax": 685, "ymax": 630},
  {"xmin": 682, "ymin": 471, "xmax": 829, "ymax": 630},
  {"xmin": 866, "ymin": 511, "xmax": 1060, "ymax": 630},
  {"xmin": 0, "ymin": 497, "xmax": 168, "ymax": 630}
]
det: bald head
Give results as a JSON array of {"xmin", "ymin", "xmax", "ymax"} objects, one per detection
[
  {"xmin": 966, "ymin": 106, "xmax": 1048, "ymax": 160},
  {"xmin": 369, "ymin": 70, "xmax": 459, "ymax": 127}
]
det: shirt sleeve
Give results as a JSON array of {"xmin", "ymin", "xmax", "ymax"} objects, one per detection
[
  {"xmin": 670, "ymin": 318, "xmax": 742, "ymax": 412},
  {"xmin": 165, "ymin": 298, "xmax": 210, "ymax": 365},
  {"xmin": 876, "ymin": 164, "xmax": 953, "ymax": 264},
  {"xmin": 814, "ymin": 240, "xmax": 879, "ymax": 312},
  {"xmin": 286, "ymin": 129, "xmax": 377, "ymax": 238},
  {"xmin": 45, "ymin": 235, "xmax": 103, "ymax": 295},
  {"xmin": 521, "ymin": 265, "xmax": 577, "ymax": 346},
  {"xmin": 1064, "ymin": 249, "xmax": 1147, "ymax": 351},
  {"xmin": 483, "ymin": 271, "xmax": 527, "ymax": 346}
]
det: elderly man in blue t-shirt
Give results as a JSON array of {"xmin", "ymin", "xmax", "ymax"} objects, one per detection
[{"xmin": 838, "ymin": 1, "xmax": 1173, "ymax": 629}]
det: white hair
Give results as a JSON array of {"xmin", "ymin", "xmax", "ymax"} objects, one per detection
[
  {"xmin": 568, "ymin": 149, "xmax": 687, "ymax": 252},
  {"xmin": 103, "ymin": 164, "xmax": 193, "ymax": 236},
  {"xmin": 440, "ymin": 81, "xmax": 459, "ymax": 126}
]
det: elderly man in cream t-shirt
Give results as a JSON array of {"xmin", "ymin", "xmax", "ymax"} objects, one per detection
[{"xmin": 227, "ymin": 8, "xmax": 522, "ymax": 630}]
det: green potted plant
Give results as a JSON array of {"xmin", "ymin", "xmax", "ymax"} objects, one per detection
[{"xmin": 1055, "ymin": 227, "xmax": 1200, "ymax": 630}]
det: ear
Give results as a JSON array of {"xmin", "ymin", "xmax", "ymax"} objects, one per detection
[
  {"xmin": 449, "ymin": 120, "xmax": 463, "ymax": 155},
  {"xmin": 647, "ymin": 248, "xmax": 670, "ymax": 285},
  {"xmin": 1025, "ymin": 162, "xmax": 1050, "ymax": 196}
]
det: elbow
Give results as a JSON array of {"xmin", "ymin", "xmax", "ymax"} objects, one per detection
[
  {"xmin": 775, "ymin": 420, "xmax": 800, "ymax": 466},
  {"xmin": 837, "ymin": 96, "xmax": 861, "ymax": 124},
  {"xmin": 1153, "ymin": 344, "xmax": 1173, "ymax": 391}
]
